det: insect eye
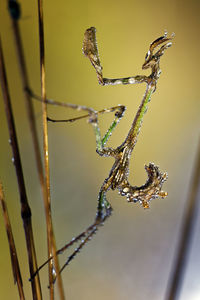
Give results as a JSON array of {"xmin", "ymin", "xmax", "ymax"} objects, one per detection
[{"xmin": 145, "ymin": 50, "xmax": 151, "ymax": 61}]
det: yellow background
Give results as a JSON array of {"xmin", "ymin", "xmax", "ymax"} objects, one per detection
[{"xmin": 0, "ymin": 0, "xmax": 199, "ymax": 299}]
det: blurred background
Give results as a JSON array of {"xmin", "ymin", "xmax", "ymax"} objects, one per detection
[{"xmin": 0, "ymin": 0, "xmax": 199, "ymax": 299}]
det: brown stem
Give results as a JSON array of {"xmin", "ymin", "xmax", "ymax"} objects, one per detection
[
  {"xmin": 0, "ymin": 36, "xmax": 42, "ymax": 300},
  {"xmin": 8, "ymin": 1, "xmax": 46, "ymax": 208},
  {"xmin": 0, "ymin": 181, "xmax": 25, "ymax": 300},
  {"xmin": 37, "ymin": 0, "xmax": 65, "ymax": 299}
]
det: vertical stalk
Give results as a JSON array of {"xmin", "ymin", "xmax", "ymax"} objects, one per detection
[
  {"xmin": 7, "ymin": 0, "xmax": 46, "ymax": 207},
  {"xmin": 37, "ymin": 0, "xmax": 65, "ymax": 299},
  {"xmin": 0, "ymin": 36, "xmax": 42, "ymax": 300},
  {"xmin": 0, "ymin": 181, "xmax": 25, "ymax": 300},
  {"xmin": 165, "ymin": 141, "xmax": 200, "ymax": 300}
]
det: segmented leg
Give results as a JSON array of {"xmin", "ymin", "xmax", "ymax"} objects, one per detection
[
  {"xmin": 83, "ymin": 27, "xmax": 149, "ymax": 86},
  {"xmin": 26, "ymin": 87, "xmax": 97, "ymax": 122},
  {"xmin": 26, "ymin": 87, "xmax": 125, "ymax": 128},
  {"xmin": 83, "ymin": 27, "xmax": 173, "ymax": 89},
  {"xmin": 30, "ymin": 185, "xmax": 112, "ymax": 283},
  {"xmin": 26, "ymin": 87, "xmax": 126, "ymax": 156},
  {"xmin": 55, "ymin": 188, "xmax": 112, "ymax": 280}
]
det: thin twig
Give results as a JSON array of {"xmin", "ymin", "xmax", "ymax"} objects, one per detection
[
  {"xmin": 0, "ymin": 181, "xmax": 25, "ymax": 300},
  {"xmin": 165, "ymin": 140, "xmax": 200, "ymax": 300},
  {"xmin": 0, "ymin": 36, "xmax": 42, "ymax": 300},
  {"xmin": 37, "ymin": 0, "xmax": 65, "ymax": 299},
  {"xmin": 7, "ymin": 0, "xmax": 46, "ymax": 208}
]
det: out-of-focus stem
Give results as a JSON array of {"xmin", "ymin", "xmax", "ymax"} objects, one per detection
[
  {"xmin": 37, "ymin": 0, "xmax": 65, "ymax": 299},
  {"xmin": 0, "ymin": 181, "xmax": 25, "ymax": 300},
  {"xmin": 165, "ymin": 141, "xmax": 200, "ymax": 300},
  {"xmin": 8, "ymin": 0, "xmax": 46, "ymax": 205},
  {"xmin": 0, "ymin": 36, "xmax": 42, "ymax": 300}
]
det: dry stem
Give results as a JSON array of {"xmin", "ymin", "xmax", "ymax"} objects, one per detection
[
  {"xmin": 0, "ymin": 181, "xmax": 25, "ymax": 300},
  {"xmin": 37, "ymin": 0, "xmax": 65, "ymax": 299},
  {"xmin": 8, "ymin": 0, "xmax": 46, "ymax": 211},
  {"xmin": 0, "ymin": 36, "xmax": 42, "ymax": 300}
]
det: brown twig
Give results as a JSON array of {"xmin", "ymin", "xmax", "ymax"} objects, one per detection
[
  {"xmin": 7, "ymin": 0, "xmax": 46, "ymax": 209},
  {"xmin": 165, "ymin": 140, "xmax": 200, "ymax": 300},
  {"xmin": 37, "ymin": 0, "xmax": 65, "ymax": 299},
  {"xmin": 0, "ymin": 181, "xmax": 25, "ymax": 300},
  {"xmin": 0, "ymin": 36, "xmax": 42, "ymax": 300}
]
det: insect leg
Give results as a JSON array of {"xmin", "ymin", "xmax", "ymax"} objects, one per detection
[
  {"xmin": 30, "ymin": 185, "xmax": 112, "ymax": 283},
  {"xmin": 83, "ymin": 27, "xmax": 148, "ymax": 86}
]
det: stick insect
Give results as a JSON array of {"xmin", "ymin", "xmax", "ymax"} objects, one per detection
[{"xmin": 30, "ymin": 27, "xmax": 174, "ymax": 282}]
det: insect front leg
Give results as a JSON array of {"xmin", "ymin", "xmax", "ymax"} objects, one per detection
[{"xmin": 83, "ymin": 27, "xmax": 148, "ymax": 86}]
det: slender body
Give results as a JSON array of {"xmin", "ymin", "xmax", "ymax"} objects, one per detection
[
  {"xmin": 31, "ymin": 28, "xmax": 173, "ymax": 281},
  {"xmin": 83, "ymin": 27, "xmax": 172, "ymax": 209}
]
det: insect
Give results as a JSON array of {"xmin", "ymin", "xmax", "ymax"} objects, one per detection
[{"xmin": 30, "ymin": 27, "xmax": 174, "ymax": 282}]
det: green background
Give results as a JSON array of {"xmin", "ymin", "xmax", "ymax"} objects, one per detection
[{"xmin": 0, "ymin": 0, "xmax": 199, "ymax": 299}]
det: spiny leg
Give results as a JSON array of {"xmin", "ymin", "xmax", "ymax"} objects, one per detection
[
  {"xmin": 83, "ymin": 27, "xmax": 148, "ymax": 86},
  {"xmin": 83, "ymin": 27, "xmax": 174, "ymax": 87}
]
